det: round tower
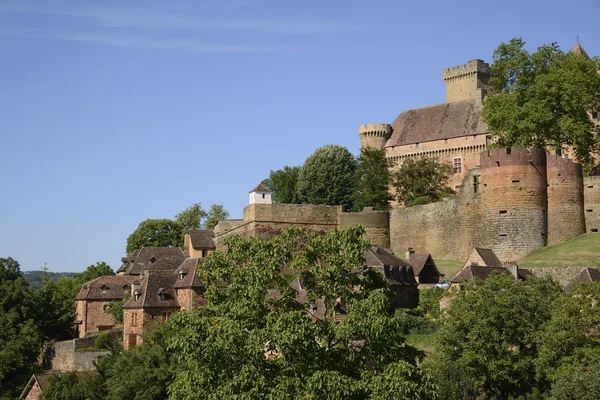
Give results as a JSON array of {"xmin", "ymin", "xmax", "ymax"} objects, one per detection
[
  {"xmin": 479, "ymin": 148, "xmax": 548, "ymax": 262},
  {"xmin": 358, "ymin": 123, "xmax": 392, "ymax": 150},
  {"xmin": 546, "ymin": 154, "xmax": 585, "ymax": 245}
]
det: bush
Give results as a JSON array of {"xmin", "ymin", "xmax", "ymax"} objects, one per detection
[{"xmin": 409, "ymin": 196, "xmax": 430, "ymax": 207}]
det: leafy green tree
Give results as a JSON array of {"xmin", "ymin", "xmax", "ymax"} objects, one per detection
[
  {"xmin": 204, "ymin": 203, "xmax": 230, "ymax": 230},
  {"xmin": 483, "ymin": 38, "xmax": 600, "ymax": 167},
  {"xmin": 536, "ymin": 282, "xmax": 600, "ymax": 388},
  {"xmin": 548, "ymin": 362, "xmax": 600, "ymax": 400},
  {"xmin": 0, "ymin": 257, "xmax": 42, "ymax": 399},
  {"xmin": 392, "ymin": 158, "xmax": 455, "ymax": 206},
  {"xmin": 45, "ymin": 372, "xmax": 86, "ymax": 400},
  {"xmin": 432, "ymin": 273, "xmax": 562, "ymax": 399},
  {"xmin": 297, "ymin": 145, "xmax": 358, "ymax": 211},
  {"xmin": 126, "ymin": 219, "xmax": 185, "ymax": 253},
  {"xmin": 106, "ymin": 291, "xmax": 131, "ymax": 324},
  {"xmin": 354, "ymin": 148, "xmax": 394, "ymax": 211},
  {"xmin": 263, "ymin": 165, "xmax": 302, "ymax": 204},
  {"xmin": 175, "ymin": 203, "xmax": 208, "ymax": 232},
  {"xmin": 166, "ymin": 226, "xmax": 437, "ymax": 399},
  {"xmin": 74, "ymin": 261, "xmax": 114, "ymax": 284}
]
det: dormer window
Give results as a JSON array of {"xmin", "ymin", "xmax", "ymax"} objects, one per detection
[
  {"xmin": 157, "ymin": 288, "xmax": 170, "ymax": 302},
  {"xmin": 149, "ymin": 256, "xmax": 157, "ymax": 263},
  {"xmin": 179, "ymin": 271, "xmax": 186, "ymax": 280},
  {"xmin": 100, "ymin": 284, "xmax": 109, "ymax": 294}
]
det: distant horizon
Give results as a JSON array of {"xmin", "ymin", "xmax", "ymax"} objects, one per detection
[{"xmin": 2, "ymin": 0, "xmax": 598, "ymax": 272}]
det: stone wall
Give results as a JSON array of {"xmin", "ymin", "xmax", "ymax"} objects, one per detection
[
  {"xmin": 584, "ymin": 176, "xmax": 600, "ymax": 233},
  {"xmin": 83, "ymin": 300, "xmax": 120, "ymax": 335},
  {"xmin": 478, "ymin": 148, "xmax": 548, "ymax": 261},
  {"xmin": 51, "ymin": 338, "xmax": 109, "ymax": 372},
  {"xmin": 339, "ymin": 209, "xmax": 390, "ymax": 249},
  {"xmin": 547, "ymin": 155, "xmax": 585, "ymax": 244},
  {"xmin": 529, "ymin": 266, "xmax": 590, "ymax": 287},
  {"xmin": 123, "ymin": 309, "xmax": 145, "ymax": 350}
]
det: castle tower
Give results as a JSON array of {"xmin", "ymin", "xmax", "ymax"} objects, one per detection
[
  {"xmin": 478, "ymin": 148, "xmax": 548, "ymax": 262},
  {"xmin": 442, "ymin": 59, "xmax": 493, "ymax": 103},
  {"xmin": 358, "ymin": 123, "xmax": 393, "ymax": 150},
  {"xmin": 249, "ymin": 183, "xmax": 272, "ymax": 205},
  {"xmin": 546, "ymin": 155, "xmax": 585, "ymax": 245}
]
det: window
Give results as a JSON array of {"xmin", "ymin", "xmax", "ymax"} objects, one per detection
[
  {"xmin": 453, "ymin": 157, "xmax": 462, "ymax": 173},
  {"xmin": 473, "ymin": 175, "xmax": 479, "ymax": 193},
  {"xmin": 103, "ymin": 304, "xmax": 109, "ymax": 313},
  {"xmin": 131, "ymin": 312, "xmax": 138, "ymax": 326},
  {"xmin": 262, "ymin": 193, "xmax": 265, "ymax": 199}
]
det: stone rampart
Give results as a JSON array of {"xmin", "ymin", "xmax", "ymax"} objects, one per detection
[
  {"xmin": 584, "ymin": 175, "xmax": 600, "ymax": 233},
  {"xmin": 243, "ymin": 203, "xmax": 341, "ymax": 225},
  {"xmin": 340, "ymin": 209, "xmax": 390, "ymax": 249},
  {"xmin": 547, "ymin": 155, "xmax": 585, "ymax": 244}
]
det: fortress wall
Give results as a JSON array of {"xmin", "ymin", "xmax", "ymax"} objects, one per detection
[
  {"xmin": 213, "ymin": 219, "xmax": 243, "ymax": 236},
  {"xmin": 547, "ymin": 155, "xmax": 585, "ymax": 244},
  {"xmin": 339, "ymin": 210, "xmax": 390, "ymax": 249},
  {"xmin": 243, "ymin": 204, "xmax": 341, "ymax": 225},
  {"xmin": 584, "ymin": 176, "xmax": 600, "ymax": 233},
  {"xmin": 479, "ymin": 148, "xmax": 548, "ymax": 262}
]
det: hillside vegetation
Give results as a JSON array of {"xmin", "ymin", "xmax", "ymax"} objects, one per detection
[{"xmin": 519, "ymin": 233, "xmax": 600, "ymax": 269}]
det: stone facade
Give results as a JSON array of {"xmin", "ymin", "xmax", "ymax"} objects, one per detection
[
  {"xmin": 584, "ymin": 175, "xmax": 600, "ymax": 233},
  {"xmin": 442, "ymin": 59, "xmax": 493, "ymax": 103}
]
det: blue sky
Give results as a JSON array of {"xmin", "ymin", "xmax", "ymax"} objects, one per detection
[{"xmin": 1, "ymin": 0, "xmax": 599, "ymax": 272}]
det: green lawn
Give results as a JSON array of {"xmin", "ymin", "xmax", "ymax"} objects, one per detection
[
  {"xmin": 518, "ymin": 233, "xmax": 600, "ymax": 269},
  {"xmin": 435, "ymin": 259, "xmax": 463, "ymax": 280},
  {"xmin": 406, "ymin": 332, "xmax": 439, "ymax": 354}
]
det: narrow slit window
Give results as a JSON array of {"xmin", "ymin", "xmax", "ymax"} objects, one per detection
[
  {"xmin": 499, "ymin": 210, "xmax": 507, "ymax": 214},
  {"xmin": 592, "ymin": 229, "xmax": 599, "ymax": 233},
  {"xmin": 499, "ymin": 233, "xmax": 508, "ymax": 237},
  {"xmin": 587, "ymin": 209, "xmax": 593, "ymax": 212},
  {"xmin": 512, "ymin": 179, "xmax": 520, "ymax": 183}
]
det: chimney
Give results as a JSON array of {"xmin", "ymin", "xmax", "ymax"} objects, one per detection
[
  {"xmin": 405, "ymin": 247, "xmax": 415, "ymax": 260},
  {"xmin": 503, "ymin": 261, "xmax": 518, "ymax": 279}
]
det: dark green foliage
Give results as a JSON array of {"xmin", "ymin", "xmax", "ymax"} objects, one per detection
[
  {"xmin": 73, "ymin": 261, "xmax": 115, "ymax": 284},
  {"xmin": 483, "ymin": 38, "xmax": 600, "ymax": 167},
  {"xmin": 175, "ymin": 203, "xmax": 208, "ymax": 232},
  {"xmin": 297, "ymin": 145, "xmax": 358, "ymax": 211},
  {"xmin": 548, "ymin": 362, "xmax": 600, "ymax": 400},
  {"xmin": 263, "ymin": 165, "xmax": 302, "ymax": 204},
  {"xmin": 45, "ymin": 372, "xmax": 86, "ymax": 400},
  {"xmin": 21, "ymin": 271, "xmax": 75, "ymax": 290},
  {"xmin": 126, "ymin": 218, "xmax": 185, "ymax": 253},
  {"xmin": 354, "ymin": 148, "xmax": 394, "ymax": 211},
  {"xmin": 204, "ymin": 203, "xmax": 229, "ymax": 230},
  {"xmin": 432, "ymin": 273, "xmax": 562, "ymax": 399},
  {"xmin": 392, "ymin": 158, "xmax": 455, "ymax": 206},
  {"xmin": 106, "ymin": 291, "xmax": 130, "ymax": 324},
  {"xmin": 0, "ymin": 257, "xmax": 42, "ymax": 399}
]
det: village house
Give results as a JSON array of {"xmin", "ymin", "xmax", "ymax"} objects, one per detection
[
  {"xmin": 183, "ymin": 229, "xmax": 217, "ymax": 258},
  {"xmin": 405, "ymin": 248, "xmax": 443, "ymax": 285},
  {"xmin": 564, "ymin": 267, "xmax": 600, "ymax": 292}
]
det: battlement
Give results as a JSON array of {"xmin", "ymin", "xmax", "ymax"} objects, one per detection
[
  {"xmin": 546, "ymin": 154, "xmax": 583, "ymax": 176},
  {"xmin": 480, "ymin": 148, "xmax": 547, "ymax": 169},
  {"xmin": 443, "ymin": 59, "xmax": 493, "ymax": 80},
  {"xmin": 358, "ymin": 123, "xmax": 393, "ymax": 135}
]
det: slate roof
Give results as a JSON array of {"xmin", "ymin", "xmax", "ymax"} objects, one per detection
[
  {"xmin": 117, "ymin": 247, "xmax": 185, "ymax": 275},
  {"xmin": 173, "ymin": 258, "xmax": 206, "ymax": 289},
  {"xmin": 452, "ymin": 265, "xmax": 532, "ymax": 283},
  {"xmin": 408, "ymin": 253, "xmax": 441, "ymax": 277},
  {"xmin": 75, "ymin": 275, "xmax": 138, "ymax": 301},
  {"xmin": 123, "ymin": 271, "xmax": 180, "ymax": 309},
  {"xmin": 363, "ymin": 245, "xmax": 418, "ymax": 286},
  {"xmin": 474, "ymin": 248, "xmax": 502, "ymax": 267},
  {"xmin": 364, "ymin": 245, "xmax": 412, "ymax": 268},
  {"xmin": 571, "ymin": 42, "xmax": 590, "ymax": 58},
  {"xmin": 564, "ymin": 267, "xmax": 600, "ymax": 292},
  {"xmin": 188, "ymin": 230, "xmax": 215, "ymax": 249},
  {"xmin": 141, "ymin": 256, "xmax": 184, "ymax": 273},
  {"xmin": 249, "ymin": 182, "xmax": 272, "ymax": 193},
  {"xmin": 386, "ymin": 99, "xmax": 488, "ymax": 147}
]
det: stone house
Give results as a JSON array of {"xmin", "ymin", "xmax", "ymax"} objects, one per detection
[
  {"xmin": 19, "ymin": 374, "xmax": 50, "ymax": 400},
  {"xmin": 406, "ymin": 249, "xmax": 442, "ymax": 285},
  {"xmin": 74, "ymin": 274, "xmax": 138, "ymax": 337},
  {"xmin": 183, "ymin": 229, "xmax": 216, "ymax": 258},
  {"xmin": 462, "ymin": 247, "xmax": 503, "ymax": 268},
  {"xmin": 564, "ymin": 267, "xmax": 600, "ymax": 292}
]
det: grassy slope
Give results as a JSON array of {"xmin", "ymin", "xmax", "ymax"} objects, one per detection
[
  {"xmin": 518, "ymin": 233, "xmax": 600, "ymax": 269},
  {"xmin": 435, "ymin": 259, "xmax": 463, "ymax": 280},
  {"xmin": 406, "ymin": 332, "xmax": 439, "ymax": 354}
]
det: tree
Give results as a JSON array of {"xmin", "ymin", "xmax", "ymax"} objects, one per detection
[
  {"xmin": 482, "ymin": 38, "xmax": 600, "ymax": 167},
  {"xmin": 354, "ymin": 147, "xmax": 394, "ymax": 211},
  {"xmin": 126, "ymin": 219, "xmax": 184, "ymax": 254},
  {"xmin": 297, "ymin": 145, "xmax": 358, "ymax": 211},
  {"xmin": 166, "ymin": 226, "xmax": 437, "ymax": 399},
  {"xmin": 74, "ymin": 261, "xmax": 114, "ymax": 284},
  {"xmin": 204, "ymin": 203, "xmax": 230, "ymax": 230},
  {"xmin": 392, "ymin": 158, "xmax": 455, "ymax": 206},
  {"xmin": 0, "ymin": 257, "xmax": 42, "ymax": 399},
  {"xmin": 175, "ymin": 203, "xmax": 207, "ymax": 232},
  {"xmin": 45, "ymin": 373, "xmax": 86, "ymax": 400},
  {"xmin": 263, "ymin": 166, "xmax": 302, "ymax": 204},
  {"xmin": 432, "ymin": 273, "xmax": 562, "ymax": 399}
]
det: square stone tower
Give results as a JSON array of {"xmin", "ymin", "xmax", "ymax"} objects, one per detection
[{"xmin": 443, "ymin": 59, "xmax": 493, "ymax": 103}]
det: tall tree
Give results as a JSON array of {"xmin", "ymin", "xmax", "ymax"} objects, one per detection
[
  {"xmin": 354, "ymin": 147, "xmax": 394, "ymax": 211},
  {"xmin": 126, "ymin": 219, "xmax": 184, "ymax": 254},
  {"xmin": 166, "ymin": 226, "xmax": 437, "ymax": 399},
  {"xmin": 175, "ymin": 203, "xmax": 207, "ymax": 232},
  {"xmin": 392, "ymin": 158, "xmax": 455, "ymax": 206},
  {"xmin": 482, "ymin": 38, "xmax": 600, "ymax": 167},
  {"xmin": 204, "ymin": 203, "xmax": 230, "ymax": 230},
  {"xmin": 263, "ymin": 166, "xmax": 302, "ymax": 204},
  {"xmin": 431, "ymin": 273, "xmax": 562, "ymax": 399},
  {"xmin": 297, "ymin": 145, "xmax": 358, "ymax": 211},
  {"xmin": 74, "ymin": 261, "xmax": 114, "ymax": 283}
]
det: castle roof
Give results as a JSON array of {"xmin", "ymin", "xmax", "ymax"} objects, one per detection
[
  {"xmin": 117, "ymin": 247, "xmax": 186, "ymax": 275},
  {"xmin": 249, "ymin": 182, "xmax": 272, "ymax": 193},
  {"xmin": 564, "ymin": 267, "xmax": 600, "ymax": 292},
  {"xmin": 386, "ymin": 99, "xmax": 488, "ymax": 147},
  {"xmin": 570, "ymin": 42, "xmax": 590, "ymax": 59},
  {"xmin": 75, "ymin": 275, "xmax": 138, "ymax": 301},
  {"xmin": 188, "ymin": 229, "xmax": 215, "ymax": 249}
]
